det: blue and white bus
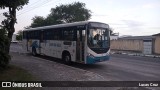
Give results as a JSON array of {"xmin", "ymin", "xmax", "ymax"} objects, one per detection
[{"xmin": 22, "ymin": 21, "xmax": 110, "ymax": 64}]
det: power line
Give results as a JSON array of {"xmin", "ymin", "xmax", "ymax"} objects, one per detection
[
  {"xmin": 0, "ymin": 0, "xmax": 41, "ymax": 15},
  {"xmin": 17, "ymin": 0, "xmax": 56, "ymax": 16},
  {"xmin": 25, "ymin": 0, "xmax": 41, "ymax": 7},
  {"xmin": 41, "ymin": 0, "xmax": 62, "ymax": 7},
  {"xmin": 17, "ymin": 0, "xmax": 46, "ymax": 15},
  {"xmin": 0, "ymin": 0, "xmax": 62, "ymax": 17}
]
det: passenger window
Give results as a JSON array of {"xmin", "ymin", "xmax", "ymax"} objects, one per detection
[{"xmin": 63, "ymin": 30, "xmax": 74, "ymax": 41}]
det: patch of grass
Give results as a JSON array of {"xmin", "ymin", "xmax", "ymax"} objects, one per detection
[
  {"xmin": 0, "ymin": 65, "xmax": 36, "ymax": 81},
  {"xmin": 0, "ymin": 65, "xmax": 39, "ymax": 90}
]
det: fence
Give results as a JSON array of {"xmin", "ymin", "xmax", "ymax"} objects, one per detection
[
  {"xmin": 110, "ymin": 36, "xmax": 160, "ymax": 55},
  {"xmin": 111, "ymin": 39, "xmax": 143, "ymax": 52}
]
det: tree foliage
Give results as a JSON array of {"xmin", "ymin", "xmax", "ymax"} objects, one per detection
[
  {"xmin": 30, "ymin": 2, "xmax": 91, "ymax": 28},
  {"xmin": 0, "ymin": 0, "xmax": 28, "ymax": 52},
  {"xmin": 0, "ymin": 28, "xmax": 10, "ymax": 68},
  {"xmin": 30, "ymin": 16, "xmax": 46, "ymax": 28},
  {"xmin": 109, "ymin": 28, "xmax": 114, "ymax": 35},
  {"xmin": 0, "ymin": 0, "xmax": 29, "ymax": 9},
  {"xmin": 0, "ymin": 0, "xmax": 28, "ymax": 68},
  {"xmin": 109, "ymin": 28, "xmax": 119, "ymax": 36},
  {"xmin": 49, "ymin": 2, "xmax": 91, "ymax": 23}
]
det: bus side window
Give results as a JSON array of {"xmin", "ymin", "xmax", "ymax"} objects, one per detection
[
  {"xmin": 26, "ymin": 32, "xmax": 29, "ymax": 40},
  {"xmin": 79, "ymin": 30, "xmax": 82, "ymax": 41},
  {"xmin": 82, "ymin": 30, "xmax": 85, "ymax": 41},
  {"xmin": 40, "ymin": 31, "xmax": 44, "ymax": 42},
  {"xmin": 73, "ymin": 30, "xmax": 77, "ymax": 41},
  {"xmin": 53, "ymin": 30, "xmax": 59, "ymax": 40},
  {"xmin": 63, "ymin": 29, "xmax": 74, "ymax": 41},
  {"xmin": 77, "ymin": 30, "xmax": 80, "ymax": 41},
  {"xmin": 79, "ymin": 30, "xmax": 85, "ymax": 41}
]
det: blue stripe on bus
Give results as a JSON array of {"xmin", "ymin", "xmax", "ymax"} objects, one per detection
[{"xmin": 86, "ymin": 55, "xmax": 110, "ymax": 64}]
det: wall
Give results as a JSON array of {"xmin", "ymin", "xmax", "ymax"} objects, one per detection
[
  {"xmin": 154, "ymin": 36, "xmax": 160, "ymax": 54},
  {"xmin": 111, "ymin": 39, "xmax": 143, "ymax": 52}
]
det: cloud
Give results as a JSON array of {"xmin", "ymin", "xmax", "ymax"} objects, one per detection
[
  {"xmin": 149, "ymin": 27, "xmax": 160, "ymax": 29},
  {"xmin": 116, "ymin": 20, "xmax": 146, "ymax": 35},
  {"xmin": 142, "ymin": 4, "xmax": 154, "ymax": 8},
  {"xmin": 142, "ymin": 3, "xmax": 160, "ymax": 9},
  {"xmin": 121, "ymin": 20, "xmax": 144, "ymax": 28}
]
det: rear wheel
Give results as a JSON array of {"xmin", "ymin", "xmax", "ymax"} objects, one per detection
[
  {"xmin": 63, "ymin": 53, "xmax": 72, "ymax": 65},
  {"xmin": 32, "ymin": 47, "xmax": 37, "ymax": 56}
]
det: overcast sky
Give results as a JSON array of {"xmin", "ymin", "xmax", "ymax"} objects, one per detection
[{"xmin": 0, "ymin": 0, "xmax": 160, "ymax": 36}]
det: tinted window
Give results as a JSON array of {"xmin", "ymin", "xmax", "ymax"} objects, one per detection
[
  {"xmin": 26, "ymin": 30, "xmax": 40, "ymax": 39},
  {"xmin": 23, "ymin": 31, "xmax": 27, "ymax": 39},
  {"xmin": 62, "ymin": 27, "xmax": 76, "ymax": 41},
  {"xmin": 53, "ymin": 29, "xmax": 61, "ymax": 40}
]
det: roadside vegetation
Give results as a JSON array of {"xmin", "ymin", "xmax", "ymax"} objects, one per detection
[
  {"xmin": 0, "ymin": 28, "xmax": 10, "ymax": 68},
  {"xmin": 27, "ymin": 2, "xmax": 92, "ymax": 28},
  {"xmin": 0, "ymin": 65, "xmax": 36, "ymax": 81},
  {"xmin": 0, "ymin": 0, "xmax": 29, "ymax": 68},
  {"xmin": 0, "ymin": 65, "xmax": 37, "ymax": 90},
  {"xmin": 16, "ymin": 30, "xmax": 23, "ymax": 41}
]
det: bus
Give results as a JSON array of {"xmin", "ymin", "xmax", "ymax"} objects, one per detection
[{"xmin": 22, "ymin": 21, "xmax": 110, "ymax": 64}]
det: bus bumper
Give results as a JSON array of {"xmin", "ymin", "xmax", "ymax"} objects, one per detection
[{"xmin": 86, "ymin": 55, "xmax": 110, "ymax": 64}]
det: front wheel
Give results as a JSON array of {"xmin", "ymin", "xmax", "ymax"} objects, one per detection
[{"xmin": 63, "ymin": 53, "xmax": 72, "ymax": 65}]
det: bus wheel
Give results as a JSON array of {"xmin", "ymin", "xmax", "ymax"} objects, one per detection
[
  {"xmin": 32, "ymin": 47, "xmax": 37, "ymax": 56},
  {"xmin": 63, "ymin": 53, "xmax": 71, "ymax": 65}
]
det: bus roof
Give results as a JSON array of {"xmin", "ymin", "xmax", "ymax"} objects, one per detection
[{"xmin": 23, "ymin": 21, "xmax": 108, "ymax": 31}]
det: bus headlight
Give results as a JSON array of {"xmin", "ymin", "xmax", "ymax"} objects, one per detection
[{"xmin": 87, "ymin": 53, "xmax": 95, "ymax": 58}]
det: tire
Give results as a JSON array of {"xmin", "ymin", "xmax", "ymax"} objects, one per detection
[
  {"xmin": 63, "ymin": 53, "xmax": 72, "ymax": 65},
  {"xmin": 32, "ymin": 47, "xmax": 37, "ymax": 56}
]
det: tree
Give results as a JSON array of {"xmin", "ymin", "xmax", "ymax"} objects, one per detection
[
  {"xmin": 0, "ymin": 28, "xmax": 10, "ymax": 68},
  {"xmin": 49, "ymin": 2, "xmax": 91, "ymax": 23},
  {"xmin": 0, "ymin": 0, "xmax": 28, "ymax": 68},
  {"xmin": 16, "ymin": 30, "xmax": 22, "ymax": 41},
  {"xmin": 0, "ymin": 0, "xmax": 29, "ymax": 53},
  {"xmin": 109, "ymin": 28, "xmax": 115, "ymax": 35},
  {"xmin": 109, "ymin": 28, "xmax": 114, "ymax": 35},
  {"xmin": 109, "ymin": 28, "xmax": 119, "ymax": 36},
  {"xmin": 29, "ymin": 2, "xmax": 91, "ymax": 28},
  {"xmin": 30, "ymin": 16, "xmax": 46, "ymax": 28}
]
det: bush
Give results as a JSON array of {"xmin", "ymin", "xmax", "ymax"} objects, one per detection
[{"xmin": 0, "ymin": 50, "xmax": 10, "ymax": 68}]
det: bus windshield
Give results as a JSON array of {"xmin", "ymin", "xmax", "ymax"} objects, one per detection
[{"xmin": 88, "ymin": 28, "xmax": 109, "ymax": 48}]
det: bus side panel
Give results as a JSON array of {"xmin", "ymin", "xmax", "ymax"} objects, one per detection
[
  {"xmin": 48, "ymin": 40, "xmax": 63, "ymax": 59},
  {"xmin": 40, "ymin": 41, "xmax": 46, "ymax": 55},
  {"xmin": 40, "ymin": 40, "xmax": 52, "ymax": 56},
  {"xmin": 22, "ymin": 39, "xmax": 28, "ymax": 52},
  {"xmin": 40, "ymin": 40, "xmax": 64, "ymax": 59},
  {"xmin": 27, "ymin": 39, "xmax": 32, "ymax": 52},
  {"xmin": 61, "ymin": 41, "xmax": 76, "ymax": 62}
]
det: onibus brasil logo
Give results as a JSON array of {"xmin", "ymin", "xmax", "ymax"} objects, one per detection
[{"xmin": 2, "ymin": 82, "xmax": 42, "ymax": 87}]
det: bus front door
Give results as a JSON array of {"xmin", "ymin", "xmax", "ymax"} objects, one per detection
[{"xmin": 76, "ymin": 30, "xmax": 85, "ymax": 63}]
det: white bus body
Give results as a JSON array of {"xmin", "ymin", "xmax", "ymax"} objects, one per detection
[{"xmin": 22, "ymin": 21, "xmax": 110, "ymax": 64}]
